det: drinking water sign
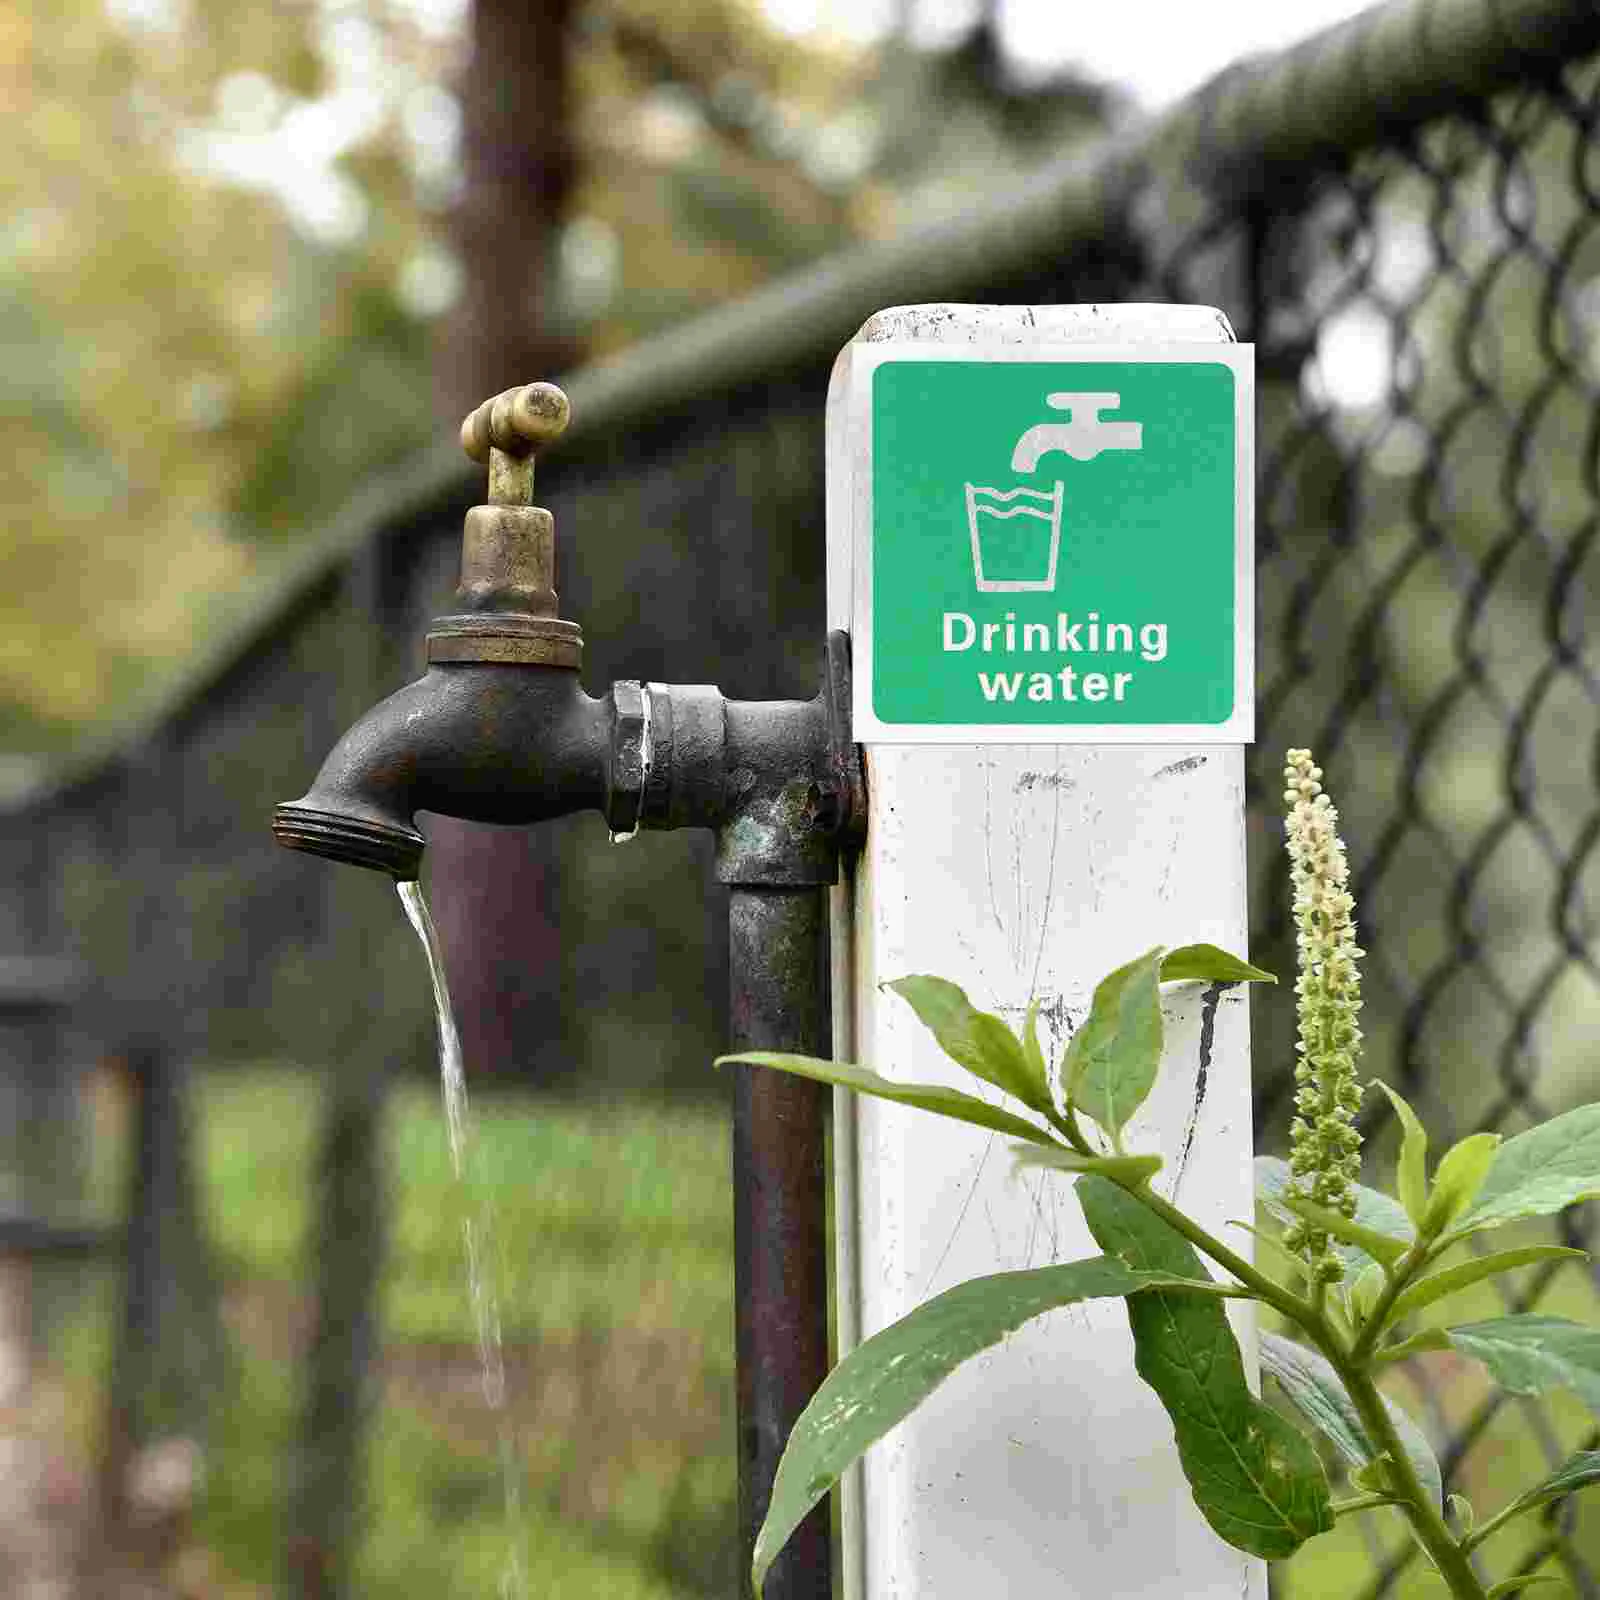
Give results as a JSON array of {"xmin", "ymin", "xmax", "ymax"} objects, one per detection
[{"xmin": 847, "ymin": 341, "xmax": 1254, "ymax": 743}]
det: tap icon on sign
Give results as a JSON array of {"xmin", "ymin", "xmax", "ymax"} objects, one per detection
[
  {"xmin": 963, "ymin": 391, "xmax": 1145, "ymax": 593},
  {"xmin": 1010, "ymin": 392, "xmax": 1143, "ymax": 471}
]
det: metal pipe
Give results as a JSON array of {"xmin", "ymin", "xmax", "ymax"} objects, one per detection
[{"xmin": 728, "ymin": 886, "xmax": 831, "ymax": 1600}]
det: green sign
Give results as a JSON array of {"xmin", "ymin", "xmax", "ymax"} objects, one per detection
[{"xmin": 855, "ymin": 347, "xmax": 1253, "ymax": 743}]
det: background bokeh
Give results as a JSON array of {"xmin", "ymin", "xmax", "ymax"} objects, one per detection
[{"xmin": 4, "ymin": 0, "xmax": 1600, "ymax": 1596}]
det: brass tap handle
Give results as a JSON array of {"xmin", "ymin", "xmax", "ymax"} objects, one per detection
[
  {"xmin": 429, "ymin": 380, "xmax": 583, "ymax": 668},
  {"xmin": 459, "ymin": 382, "xmax": 570, "ymax": 508}
]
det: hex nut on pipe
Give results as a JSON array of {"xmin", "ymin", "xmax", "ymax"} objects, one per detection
[{"xmin": 607, "ymin": 681, "xmax": 647, "ymax": 835}]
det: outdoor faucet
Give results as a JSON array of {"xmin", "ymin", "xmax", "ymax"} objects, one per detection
[
  {"xmin": 271, "ymin": 378, "xmax": 864, "ymax": 887},
  {"xmin": 271, "ymin": 382, "xmax": 607, "ymax": 880},
  {"xmin": 269, "ymin": 367, "xmax": 879, "ymax": 1600},
  {"xmin": 273, "ymin": 380, "xmax": 864, "ymax": 1600},
  {"xmin": 1009, "ymin": 390, "xmax": 1142, "ymax": 471}
]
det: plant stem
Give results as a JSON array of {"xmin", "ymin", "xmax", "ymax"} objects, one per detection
[
  {"xmin": 1047, "ymin": 1108, "xmax": 1324, "ymax": 1331},
  {"xmin": 1100, "ymin": 1164, "xmax": 1488, "ymax": 1597},
  {"xmin": 1330, "ymin": 1491, "xmax": 1399, "ymax": 1519},
  {"xmin": 1371, "ymin": 1329, "xmax": 1448, "ymax": 1366},
  {"xmin": 1117, "ymin": 1179, "xmax": 1327, "ymax": 1335},
  {"xmin": 1339, "ymin": 1365, "xmax": 1488, "ymax": 1598},
  {"xmin": 1458, "ymin": 1499, "xmax": 1528, "ymax": 1558},
  {"xmin": 1349, "ymin": 1238, "xmax": 1434, "ymax": 1365}
]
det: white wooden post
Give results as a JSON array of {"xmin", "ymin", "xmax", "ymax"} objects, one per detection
[{"xmin": 826, "ymin": 304, "xmax": 1261, "ymax": 1599}]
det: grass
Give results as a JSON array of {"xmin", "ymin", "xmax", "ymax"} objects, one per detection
[
  {"xmin": 46, "ymin": 1066, "xmax": 1600, "ymax": 1597},
  {"xmin": 63, "ymin": 1066, "xmax": 738, "ymax": 1598}
]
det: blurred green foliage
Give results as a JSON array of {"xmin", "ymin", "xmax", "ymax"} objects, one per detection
[
  {"xmin": 1264, "ymin": 1214, "xmax": 1600, "ymax": 1595},
  {"xmin": 6, "ymin": 0, "xmax": 1111, "ymax": 767},
  {"xmin": 61, "ymin": 1065, "xmax": 735, "ymax": 1596}
]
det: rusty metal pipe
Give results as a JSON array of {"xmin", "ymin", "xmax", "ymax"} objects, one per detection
[{"xmin": 728, "ymin": 886, "xmax": 831, "ymax": 1600}]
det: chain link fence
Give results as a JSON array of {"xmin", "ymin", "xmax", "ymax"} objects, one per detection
[
  {"xmin": 545, "ymin": 7, "xmax": 1600, "ymax": 1589},
  {"xmin": 7, "ymin": 0, "xmax": 1600, "ymax": 1591},
  {"xmin": 1221, "ymin": 30, "xmax": 1600, "ymax": 1599}
]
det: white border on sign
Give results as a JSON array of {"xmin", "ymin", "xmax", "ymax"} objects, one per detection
[{"xmin": 848, "ymin": 339, "xmax": 1255, "ymax": 745}]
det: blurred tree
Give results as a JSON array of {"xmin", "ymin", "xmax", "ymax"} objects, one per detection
[
  {"xmin": 4, "ymin": 0, "xmax": 1119, "ymax": 785},
  {"xmin": 439, "ymin": 0, "xmax": 577, "ymax": 418},
  {"xmin": 426, "ymin": 0, "xmax": 577, "ymax": 1098},
  {"xmin": 1, "ymin": 0, "xmax": 450, "ymax": 766}
]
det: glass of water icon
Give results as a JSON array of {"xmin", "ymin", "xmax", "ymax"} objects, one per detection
[{"xmin": 964, "ymin": 481, "xmax": 1065, "ymax": 592}]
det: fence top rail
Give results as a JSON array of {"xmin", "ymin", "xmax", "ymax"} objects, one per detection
[{"xmin": 9, "ymin": 0, "xmax": 1598, "ymax": 817}]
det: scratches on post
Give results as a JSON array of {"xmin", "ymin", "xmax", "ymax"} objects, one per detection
[
  {"xmin": 1028, "ymin": 753, "xmax": 1065, "ymax": 1000},
  {"xmin": 1013, "ymin": 769, "xmax": 1076, "ymax": 792},
  {"xmin": 1022, "ymin": 1171, "xmax": 1043, "ymax": 1266},
  {"xmin": 1020, "ymin": 1169, "xmax": 1061, "ymax": 1267},
  {"xmin": 1171, "ymin": 981, "xmax": 1226, "ymax": 1200},
  {"xmin": 921, "ymin": 1133, "xmax": 995, "ymax": 1298},
  {"xmin": 988, "ymin": 754, "xmax": 1067, "ymax": 975},
  {"xmin": 1151, "ymin": 754, "xmax": 1208, "ymax": 781},
  {"xmin": 982, "ymin": 760, "xmax": 1006, "ymax": 943},
  {"xmin": 992, "ymin": 993, "xmax": 1073, "ymax": 1037}
]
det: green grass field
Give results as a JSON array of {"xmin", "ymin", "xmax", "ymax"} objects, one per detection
[
  {"xmin": 60, "ymin": 1068, "xmax": 738, "ymax": 1598},
  {"xmin": 46, "ymin": 1066, "xmax": 1600, "ymax": 1597}
]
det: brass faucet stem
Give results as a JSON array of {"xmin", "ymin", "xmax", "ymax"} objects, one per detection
[
  {"xmin": 428, "ymin": 381, "xmax": 583, "ymax": 669},
  {"xmin": 488, "ymin": 451, "xmax": 534, "ymax": 507}
]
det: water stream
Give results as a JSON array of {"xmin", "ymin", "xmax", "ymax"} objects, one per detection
[{"xmin": 398, "ymin": 880, "xmax": 527, "ymax": 1598}]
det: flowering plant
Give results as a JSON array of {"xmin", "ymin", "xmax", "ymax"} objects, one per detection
[{"xmin": 721, "ymin": 752, "xmax": 1600, "ymax": 1599}]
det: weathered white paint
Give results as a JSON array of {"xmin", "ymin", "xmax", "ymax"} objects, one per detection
[{"xmin": 827, "ymin": 304, "xmax": 1263, "ymax": 1599}]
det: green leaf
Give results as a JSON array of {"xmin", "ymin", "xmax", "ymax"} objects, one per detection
[
  {"xmin": 1159, "ymin": 944, "xmax": 1276, "ymax": 984},
  {"xmin": 1258, "ymin": 1333, "xmax": 1443, "ymax": 1510},
  {"xmin": 1373, "ymin": 1327, "xmax": 1452, "ymax": 1366},
  {"xmin": 1277, "ymin": 1190, "xmax": 1411, "ymax": 1268},
  {"xmin": 1465, "ymin": 1452, "xmax": 1600, "ymax": 1553},
  {"xmin": 1065, "ymin": 948, "xmax": 1166, "ymax": 1137},
  {"xmin": 886, "ymin": 976, "xmax": 1051, "ymax": 1114},
  {"xmin": 1012, "ymin": 1144, "xmax": 1163, "ymax": 1185},
  {"xmin": 1422, "ymin": 1132, "xmax": 1500, "ymax": 1235},
  {"xmin": 1021, "ymin": 997, "xmax": 1050, "ymax": 1107},
  {"xmin": 1486, "ymin": 1576, "xmax": 1563, "ymax": 1598},
  {"xmin": 1077, "ymin": 1177, "xmax": 1334, "ymax": 1557},
  {"xmin": 1349, "ymin": 1261, "xmax": 1386, "ymax": 1324},
  {"xmin": 1373, "ymin": 1082, "xmax": 1430, "ymax": 1228},
  {"xmin": 1451, "ymin": 1104, "xmax": 1600, "ymax": 1237},
  {"xmin": 751, "ymin": 1255, "xmax": 1168, "ymax": 1594},
  {"xmin": 1231, "ymin": 1219, "xmax": 1309, "ymax": 1281},
  {"xmin": 716, "ymin": 1053, "xmax": 1056, "ymax": 1146},
  {"xmin": 1443, "ymin": 1314, "xmax": 1600, "ymax": 1409},
  {"xmin": 1388, "ymin": 1247, "xmax": 1588, "ymax": 1325},
  {"xmin": 1257, "ymin": 1156, "xmax": 1415, "ymax": 1275},
  {"xmin": 1350, "ymin": 1455, "xmax": 1395, "ymax": 1495},
  {"xmin": 1447, "ymin": 1492, "xmax": 1475, "ymax": 1535}
]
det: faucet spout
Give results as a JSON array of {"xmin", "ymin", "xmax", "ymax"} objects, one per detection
[{"xmin": 272, "ymin": 665, "xmax": 612, "ymax": 880}]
